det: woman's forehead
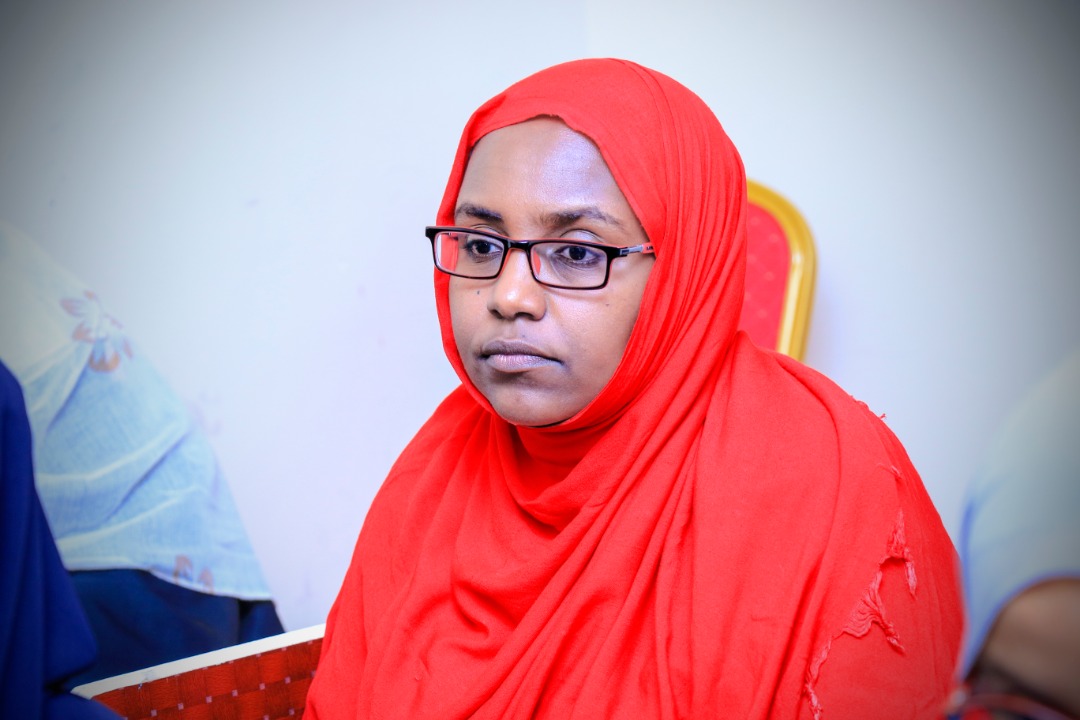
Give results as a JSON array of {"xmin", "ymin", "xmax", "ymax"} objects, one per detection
[{"xmin": 455, "ymin": 119, "xmax": 642, "ymax": 237}]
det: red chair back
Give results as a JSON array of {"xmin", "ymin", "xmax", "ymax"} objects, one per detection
[
  {"xmin": 738, "ymin": 180, "xmax": 816, "ymax": 360},
  {"xmin": 75, "ymin": 626, "xmax": 324, "ymax": 720}
]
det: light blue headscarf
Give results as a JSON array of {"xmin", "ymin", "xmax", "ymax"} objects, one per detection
[
  {"xmin": 0, "ymin": 222, "xmax": 272, "ymax": 600},
  {"xmin": 957, "ymin": 346, "xmax": 1080, "ymax": 676}
]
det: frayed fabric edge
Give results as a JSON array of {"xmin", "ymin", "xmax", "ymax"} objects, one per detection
[{"xmin": 803, "ymin": 504, "xmax": 916, "ymax": 719}]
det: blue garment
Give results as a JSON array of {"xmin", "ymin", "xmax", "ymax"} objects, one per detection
[
  {"xmin": 0, "ymin": 362, "xmax": 119, "ymax": 718},
  {"xmin": 65, "ymin": 569, "xmax": 283, "ymax": 688},
  {"xmin": 0, "ymin": 224, "xmax": 273, "ymax": 600},
  {"xmin": 0, "ymin": 222, "xmax": 284, "ymax": 685},
  {"xmin": 957, "ymin": 347, "xmax": 1080, "ymax": 676}
]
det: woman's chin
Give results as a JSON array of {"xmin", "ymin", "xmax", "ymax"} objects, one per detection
[{"xmin": 488, "ymin": 395, "xmax": 576, "ymax": 428}]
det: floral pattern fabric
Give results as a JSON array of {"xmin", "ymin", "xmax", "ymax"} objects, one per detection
[{"xmin": 0, "ymin": 222, "xmax": 272, "ymax": 600}]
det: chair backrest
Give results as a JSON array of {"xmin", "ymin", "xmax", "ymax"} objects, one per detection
[
  {"xmin": 738, "ymin": 180, "xmax": 816, "ymax": 360},
  {"xmin": 72, "ymin": 624, "xmax": 325, "ymax": 720}
]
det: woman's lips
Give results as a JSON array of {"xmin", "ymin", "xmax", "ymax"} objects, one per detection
[{"xmin": 480, "ymin": 339, "xmax": 557, "ymax": 373}]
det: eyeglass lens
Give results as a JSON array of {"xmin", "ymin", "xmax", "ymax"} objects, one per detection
[{"xmin": 433, "ymin": 231, "xmax": 611, "ymax": 289}]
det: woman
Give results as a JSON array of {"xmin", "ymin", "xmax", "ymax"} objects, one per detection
[
  {"xmin": 306, "ymin": 58, "xmax": 962, "ymax": 719},
  {"xmin": 0, "ymin": 223, "xmax": 284, "ymax": 686}
]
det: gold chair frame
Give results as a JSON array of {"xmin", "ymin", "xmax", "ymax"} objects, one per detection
[{"xmin": 746, "ymin": 180, "xmax": 817, "ymax": 361}]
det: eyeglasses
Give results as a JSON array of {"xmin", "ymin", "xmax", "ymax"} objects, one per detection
[
  {"xmin": 425, "ymin": 226, "xmax": 655, "ymax": 290},
  {"xmin": 946, "ymin": 686, "xmax": 1078, "ymax": 720}
]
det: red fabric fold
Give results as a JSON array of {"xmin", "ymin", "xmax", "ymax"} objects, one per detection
[{"xmin": 306, "ymin": 58, "xmax": 962, "ymax": 719}]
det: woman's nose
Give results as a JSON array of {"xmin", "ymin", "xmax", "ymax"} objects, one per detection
[{"xmin": 486, "ymin": 248, "xmax": 546, "ymax": 319}]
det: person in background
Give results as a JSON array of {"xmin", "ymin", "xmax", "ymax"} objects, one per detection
[
  {"xmin": 949, "ymin": 348, "xmax": 1080, "ymax": 720},
  {"xmin": 1, "ymin": 361, "xmax": 120, "ymax": 717},
  {"xmin": 306, "ymin": 58, "xmax": 963, "ymax": 719},
  {"xmin": 0, "ymin": 222, "xmax": 284, "ymax": 687}
]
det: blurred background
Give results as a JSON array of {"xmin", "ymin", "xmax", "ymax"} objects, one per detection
[{"xmin": 1, "ymin": 0, "xmax": 1077, "ymax": 631}]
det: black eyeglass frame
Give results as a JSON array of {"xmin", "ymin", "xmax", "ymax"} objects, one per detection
[{"xmin": 425, "ymin": 225, "xmax": 655, "ymax": 290}]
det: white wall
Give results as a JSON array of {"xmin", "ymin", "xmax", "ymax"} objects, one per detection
[{"xmin": 2, "ymin": 1, "xmax": 1076, "ymax": 631}]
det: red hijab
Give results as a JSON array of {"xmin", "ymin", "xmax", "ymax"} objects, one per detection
[{"xmin": 307, "ymin": 59, "xmax": 961, "ymax": 719}]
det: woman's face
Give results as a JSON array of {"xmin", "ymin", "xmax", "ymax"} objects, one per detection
[{"xmin": 449, "ymin": 118, "xmax": 654, "ymax": 427}]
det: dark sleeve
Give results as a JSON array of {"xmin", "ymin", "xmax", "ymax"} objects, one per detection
[{"xmin": 0, "ymin": 362, "xmax": 121, "ymax": 719}]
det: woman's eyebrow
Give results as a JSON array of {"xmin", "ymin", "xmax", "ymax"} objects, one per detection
[
  {"xmin": 454, "ymin": 203, "xmax": 502, "ymax": 223},
  {"xmin": 453, "ymin": 203, "xmax": 624, "ymax": 231},
  {"xmin": 542, "ymin": 207, "xmax": 623, "ymax": 229}
]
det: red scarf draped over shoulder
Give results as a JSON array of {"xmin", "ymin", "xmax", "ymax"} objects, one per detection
[{"xmin": 307, "ymin": 59, "xmax": 962, "ymax": 719}]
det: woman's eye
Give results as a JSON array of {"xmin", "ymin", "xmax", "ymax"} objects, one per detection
[
  {"xmin": 464, "ymin": 239, "xmax": 502, "ymax": 258},
  {"xmin": 552, "ymin": 243, "xmax": 603, "ymax": 266}
]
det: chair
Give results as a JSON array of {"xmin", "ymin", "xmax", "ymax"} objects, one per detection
[
  {"xmin": 738, "ymin": 180, "xmax": 817, "ymax": 360},
  {"xmin": 72, "ymin": 624, "xmax": 325, "ymax": 720}
]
